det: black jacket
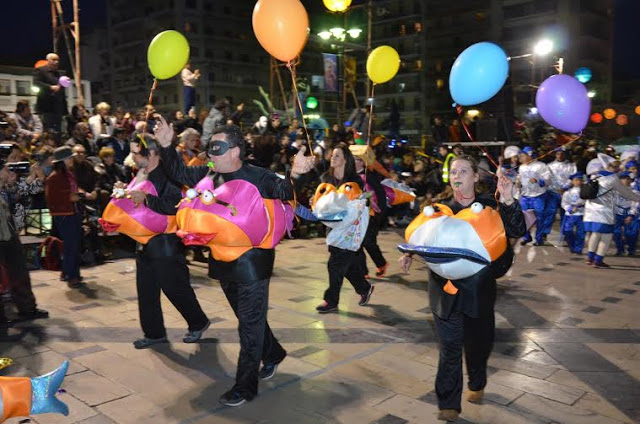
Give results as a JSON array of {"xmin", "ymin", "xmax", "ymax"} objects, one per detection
[
  {"xmin": 428, "ymin": 194, "xmax": 526, "ymax": 319},
  {"xmin": 34, "ymin": 65, "xmax": 68, "ymax": 116},
  {"xmin": 159, "ymin": 146, "xmax": 294, "ymax": 281}
]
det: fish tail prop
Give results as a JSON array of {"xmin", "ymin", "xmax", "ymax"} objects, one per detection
[
  {"xmin": 30, "ymin": 360, "xmax": 70, "ymax": 416},
  {"xmin": 0, "ymin": 361, "xmax": 70, "ymax": 421}
]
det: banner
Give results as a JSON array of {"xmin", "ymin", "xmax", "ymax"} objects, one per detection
[{"xmin": 323, "ymin": 53, "xmax": 338, "ymax": 92}]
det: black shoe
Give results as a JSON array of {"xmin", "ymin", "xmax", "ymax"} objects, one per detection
[
  {"xmin": 18, "ymin": 308, "xmax": 49, "ymax": 321},
  {"xmin": 133, "ymin": 336, "xmax": 168, "ymax": 349},
  {"xmin": 359, "ymin": 285, "xmax": 375, "ymax": 306},
  {"xmin": 193, "ymin": 251, "xmax": 208, "ymax": 263},
  {"xmin": 259, "ymin": 354, "xmax": 286, "ymax": 380},
  {"xmin": 67, "ymin": 279, "xmax": 85, "ymax": 289},
  {"xmin": 532, "ymin": 242, "xmax": 544, "ymax": 246},
  {"xmin": 594, "ymin": 262, "xmax": 611, "ymax": 269},
  {"xmin": 520, "ymin": 240, "xmax": 531, "ymax": 246},
  {"xmin": 219, "ymin": 389, "xmax": 247, "ymax": 407},
  {"xmin": 316, "ymin": 301, "xmax": 338, "ymax": 314}
]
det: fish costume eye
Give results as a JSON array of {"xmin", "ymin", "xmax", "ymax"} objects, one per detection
[
  {"xmin": 201, "ymin": 190, "xmax": 215, "ymax": 205},
  {"xmin": 470, "ymin": 202, "xmax": 484, "ymax": 214},
  {"xmin": 186, "ymin": 188, "xmax": 199, "ymax": 200},
  {"xmin": 423, "ymin": 206, "xmax": 435, "ymax": 216}
]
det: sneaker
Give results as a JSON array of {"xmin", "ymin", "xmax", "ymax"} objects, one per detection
[
  {"xmin": 594, "ymin": 262, "xmax": 611, "ymax": 269},
  {"xmin": 133, "ymin": 336, "xmax": 168, "ymax": 349},
  {"xmin": 358, "ymin": 285, "xmax": 375, "ymax": 306},
  {"xmin": 219, "ymin": 389, "xmax": 247, "ymax": 407},
  {"xmin": 18, "ymin": 308, "xmax": 49, "ymax": 321},
  {"xmin": 183, "ymin": 320, "xmax": 211, "ymax": 343},
  {"xmin": 520, "ymin": 239, "xmax": 531, "ymax": 246},
  {"xmin": 316, "ymin": 301, "xmax": 338, "ymax": 314},
  {"xmin": 585, "ymin": 259, "xmax": 594, "ymax": 266},
  {"xmin": 375, "ymin": 262, "xmax": 389, "ymax": 278},
  {"xmin": 259, "ymin": 360, "xmax": 283, "ymax": 381}
]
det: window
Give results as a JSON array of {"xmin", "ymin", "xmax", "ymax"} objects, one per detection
[
  {"xmin": 399, "ymin": 24, "xmax": 406, "ymax": 36},
  {"xmin": 414, "ymin": 22, "xmax": 423, "ymax": 33},
  {"xmin": 436, "ymin": 79, "xmax": 444, "ymax": 90},
  {"xmin": 208, "ymin": 72, "xmax": 215, "ymax": 82},
  {"xmin": 0, "ymin": 79, "xmax": 10, "ymax": 95}
]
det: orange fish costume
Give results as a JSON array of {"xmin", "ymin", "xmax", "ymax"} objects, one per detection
[
  {"xmin": 174, "ymin": 176, "xmax": 294, "ymax": 262},
  {"xmin": 98, "ymin": 177, "xmax": 177, "ymax": 243},
  {"xmin": 398, "ymin": 202, "xmax": 509, "ymax": 293}
]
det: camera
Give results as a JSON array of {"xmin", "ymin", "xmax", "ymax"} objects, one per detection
[
  {"xmin": 0, "ymin": 120, "xmax": 8, "ymax": 129},
  {"xmin": 6, "ymin": 162, "xmax": 31, "ymax": 175}
]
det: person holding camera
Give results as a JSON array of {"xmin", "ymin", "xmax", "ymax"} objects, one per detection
[
  {"xmin": 0, "ymin": 156, "xmax": 49, "ymax": 327},
  {"xmin": 44, "ymin": 146, "xmax": 84, "ymax": 288}
]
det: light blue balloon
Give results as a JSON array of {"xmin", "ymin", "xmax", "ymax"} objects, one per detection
[{"xmin": 449, "ymin": 42, "xmax": 509, "ymax": 106}]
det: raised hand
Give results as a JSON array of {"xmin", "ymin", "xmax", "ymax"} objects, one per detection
[
  {"xmin": 291, "ymin": 146, "xmax": 315, "ymax": 177},
  {"xmin": 153, "ymin": 115, "xmax": 175, "ymax": 148}
]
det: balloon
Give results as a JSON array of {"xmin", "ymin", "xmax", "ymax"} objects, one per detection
[
  {"xmin": 58, "ymin": 76, "xmax": 71, "ymax": 88},
  {"xmin": 252, "ymin": 0, "xmax": 309, "ymax": 63},
  {"xmin": 535, "ymin": 74, "xmax": 590, "ymax": 133},
  {"xmin": 590, "ymin": 113, "xmax": 603, "ymax": 124},
  {"xmin": 366, "ymin": 46, "xmax": 400, "ymax": 84},
  {"xmin": 34, "ymin": 60, "xmax": 48, "ymax": 68},
  {"xmin": 616, "ymin": 114, "xmax": 628, "ymax": 126},
  {"xmin": 603, "ymin": 108, "xmax": 616, "ymax": 119},
  {"xmin": 147, "ymin": 30, "xmax": 190, "ymax": 80},
  {"xmin": 449, "ymin": 42, "xmax": 509, "ymax": 106}
]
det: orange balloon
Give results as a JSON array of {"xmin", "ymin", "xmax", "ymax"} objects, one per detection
[
  {"xmin": 635, "ymin": 105, "xmax": 640, "ymax": 116},
  {"xmin": 590, "ymin": 113, "xmax": 603, "ymax": 124},
  {"xmin": 603, "ymin": 108, "xmax": 616, "ymax": 120},
  {"xmin": 34, "ymin": 59, "xmax": 48, "ymax": 68},
  {"xmin": 252, "ymin": 0, "xmax": 309, "ymax": 62},
  {"xmin": 616, "ymin": 114, "xmax": 628, "ymax": 126}
]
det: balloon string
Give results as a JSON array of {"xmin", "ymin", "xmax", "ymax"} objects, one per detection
[
  {"xmin": 366, "ymin": 83, "xmax": 375, "ymax": 146},
  {"xmin": 456, "ymin": 106, "xmax": 499, "ymax": 171},
  {"xmin": 140, "ymin": 79, "xmax": 158, "ymax": 147},
  {"xmin": 287, "ymin": 61, "xmax": 312, "ymax": 155}
]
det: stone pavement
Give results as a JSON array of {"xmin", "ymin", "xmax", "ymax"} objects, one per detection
[{"xmin": 1, "ymin": 229, "xmax": 640, "ymax": 424}]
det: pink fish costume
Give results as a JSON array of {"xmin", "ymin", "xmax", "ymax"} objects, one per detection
[
  {"xmin": 99, "ymin": 177, "xmax": 177, "ymax": 243},
  {"xmin": 175, "ymin": 176, "xmax": 294, "ymax": 262}
]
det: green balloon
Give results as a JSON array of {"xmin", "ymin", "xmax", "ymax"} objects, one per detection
[
  {"xmin": 147, "ymin": 30, "xmax": 190, "ymax": 80},
  {"xmin": 306, "ymin": 96, "xmax": 318, "ymax": 109}
]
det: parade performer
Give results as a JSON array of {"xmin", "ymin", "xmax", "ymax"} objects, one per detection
[
  {"xmin": 584, "ymin": 156, "xmax": 640, "ymax": 268},
  {"xmin": 315, "ymin": 143, "xmax": 374, "ymax": 313},
  {"xmin": 561, "ymin": 172, "xmax": 586, "ymax": 254},
  {"xmin": 517, "ymin": 147, "xmax": 551, "ymax": 246},
  {"xmin": 350, "ymin": 145, "xmax": 389, "ymax": 278},
  {"xmin": 0, "ymin": 361, "xmax": 69, "ymax": 423},
  {"xmin": 398, "ymin": 155, "xmax": 525, "ymax": 422},
  {"xmin": 100, "ymin": 135, "xmax": 210, "ymax": 349},
  {"xmin": 545, "ymin": 148, "xmax": 576, "ymax": 237},
  {"xmin": 154, "ymin": 117, "xmax": 314, "ymax": 407},
  {"xmin": 613, "ymin": 172, "xmax": 639, "ymax": 256}
]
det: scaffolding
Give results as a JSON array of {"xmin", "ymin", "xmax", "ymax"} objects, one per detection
[{"xmin": 50, "ymin": 0, "xmax": 83, "ymax": 105}]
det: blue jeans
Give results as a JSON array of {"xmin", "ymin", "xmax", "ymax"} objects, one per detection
[
  {"xmin": 614, "ymin": 214, "xmax": 639, "ymax": 255},
  {"xmin": 562, "ymin": 215, "xmax": 585, "ymax": 253},
  {"xmin": 520, "ymin": 194, "xmax": 546, "ymax": 244},
  {"xmin": 183, "ymin": 86, "xmax": 196, "ymax": 114},
  {"xmin": 53, "ymin": 214, "xmax": 82, "ymax": 280}
]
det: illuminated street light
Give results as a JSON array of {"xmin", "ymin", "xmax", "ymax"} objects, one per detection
[
  {"xmin": 534, "ymin": 39, "xmax": 553, "ymax": 56},
  {"xmin": 587, "ymin": 90, "xmax": 596, "ymax": 98},
  {"xmin": 529, "ymin": 107, "xmax": 538, "ymax": 115},
  {"xmin": 30, "ymin": 86, "xmax": 40, "ymax": 94},
  {"xmin": 323, "ymin": 0, "xmax": 352, "ymax": 12},
  {"xmin": 318, "ymin": 31, "xmax": 331, "ymax": 40},
  {"xmin": 346, "ymin": 28, "xmax": 362, "ymax": 39},
  {"xmin": 329, "ymin": 27, "xmax": 345, "ymax": 39}
]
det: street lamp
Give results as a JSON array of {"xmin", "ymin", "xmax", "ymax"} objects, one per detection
[
  {"xmin": 587, "ymin": 90, "xmax": 596, "ymax": 98},
  {"xmin": 323, "ymin": 0, "xmax": 352, "ymax": 12},
  {"xmin": 533, "ymin": 39, "xmax": 553, "ymax": 56}
]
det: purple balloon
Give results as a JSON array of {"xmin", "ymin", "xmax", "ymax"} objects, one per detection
[
  {"xmin": 58, "ymin": 76, "xmax": 72, "ymax": 88},
  {"xmin": 535, "ymin": 74, "xmax": 590, "ymax": 133}
]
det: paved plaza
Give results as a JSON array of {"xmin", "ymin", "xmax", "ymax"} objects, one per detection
[{"xmin": 2, "ymin": 229, "xmax": 640, "ymax": 424}]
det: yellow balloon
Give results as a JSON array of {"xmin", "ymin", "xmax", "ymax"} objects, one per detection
[
  {"xmin": 147, "ymin": 30, "xmax": 190, "ymax": 80},
  {"xmin": 323, "ymin": 0, "xmax": 351, "ymax": 12},
  {"xmin": 366, "ymin": 46, "xmax": 400, "ymax": 84}
]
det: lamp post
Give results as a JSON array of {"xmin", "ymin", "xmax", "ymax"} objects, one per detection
[{"xmin": 510, "ymin": 38, "xmax": 554, "ymax": 107}]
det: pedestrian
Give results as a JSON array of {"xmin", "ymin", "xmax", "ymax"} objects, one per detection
[
  {"xmin": 613, "ymin": 172, "xmax": 639, "ymax": 256},
  {"xmin": 154, "ymin": 116, "xmax": 315, "ymax": 406},
  {"xmin": 399, "ymin": 155, "xmax": 525, "ymax": 422},
  {"xmin": 561, "ymin": 172, "xmax": 586, "ymax": 254},
  {"xmin": 125, "ymin": 135, "xmax": 210, "ymax": 349}
]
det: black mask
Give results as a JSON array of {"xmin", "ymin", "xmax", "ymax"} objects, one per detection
[{"xmin": 208, "ymin": 140, "xmax": 231, "ymax": 156}]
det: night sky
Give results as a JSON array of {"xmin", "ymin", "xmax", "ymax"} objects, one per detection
[{"xmin": 2, "ymin": 0, "xmax": 639, "ymax": 79}]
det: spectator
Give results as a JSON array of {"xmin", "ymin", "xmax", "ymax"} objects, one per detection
[
  {"xmin": 88, "ymin": 102, "xmax": 117, "ymax": 145},
  {"xmin": 202, "ymin": 100, "xmax": 228, "ymax": 144},
  {"xmin": 65, "ymin": 104, "xmax": 88, "ymax": 138},
  {"xmin": 181, "ymin": 62, "xmax": 200, "ymax": 114},
  {"xmin": 431, "ymin": 116, "xmax": 449, "ymax": 144},
  {"xmin": 66, "ymin": 122, "xmax": 95, "ymax": 156},
  {"xmin": 176, "ymin": 128, "xmax": 201, "ymax": 165},
  {"xmin": 34, "ymin": 53, "xmax": 68, "ymax": 139},
  {"xmin": 11, "ymin": 100, "xmax": 43, "ymax": 142},
  {"xmin": 107, "ymin": 127, "xmax": 130, "ymax": 165}
]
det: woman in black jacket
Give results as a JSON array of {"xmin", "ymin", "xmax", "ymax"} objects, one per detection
[
  {"xmin": 316, "ymin": 143, "xmax": 375, "ymax": 313},
  {"xmin": 400, "ymin": 155, "xmax": 525, "ymax": 422}
]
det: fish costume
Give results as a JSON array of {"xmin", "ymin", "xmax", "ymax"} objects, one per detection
[
  {"xmin": 0, "ymin": 361, "xmax": 69, "ymax": 423},
  {"xmin": 98, "ymin": 177, "xmax": 177, "ymax": 243},
  {"xmin": 174, "ymin": 175, "xmax": 294, "ymax": 262}
]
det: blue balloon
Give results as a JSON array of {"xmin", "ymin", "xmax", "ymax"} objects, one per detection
[
  {"xmin": 574, "ymin": 67, "xmax": 592, "ymax": 84},
  {"xmin": 449, "ymin": 42, "xmax": 509, "ymax": 106}
]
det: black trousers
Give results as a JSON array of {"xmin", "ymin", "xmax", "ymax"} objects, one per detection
[
  {"xmin": 362, "ymin": 214, "xmax": 387, "ymax": 269},
  {"xmin": 0, "ymin": 235, "xmax": 37, "ymax": 317},
  {"xmin": 135, "ymin": 252, "xmax": 208, "ymax": 339},
  {"xmin": 432, "ymin": 309, "xmax": 495, "ymax": 412},
  {"xmin": 220, "ymin": 278, "xmax": 286, "ymax": 400},
  {"xmin": 324, "ymin": 246, "xmax": 371, "ymax": 307}
]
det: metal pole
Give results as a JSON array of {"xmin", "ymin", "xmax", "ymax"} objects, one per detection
[
  {"xmin": 73, "ymin": 0, "xmax": 83, "ymax": 105},
  {"xmin": 51, "ymin": 1, "xmax": 58, "ymax": 54}
]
